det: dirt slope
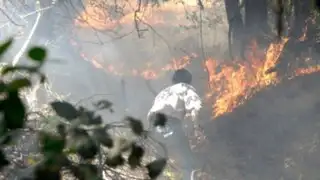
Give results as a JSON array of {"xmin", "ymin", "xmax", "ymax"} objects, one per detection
[{"xmin": 203, "ymin": 72, "xmax": 320, "ymax": 180}]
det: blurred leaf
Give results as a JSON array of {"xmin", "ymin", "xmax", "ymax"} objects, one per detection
[
  {"xmin": 78, "ymin": 109, "xmax": 102, "ymax": 125},
  {"xmin": 70, "ymin": 164, "xmax": 102, "ymax": 180},
  {"xmin": 153, "ymin": 113, "xmax": 167, "ymax": 127},
  {"xmin": 56, "ymin": 124, "xmax": 66, "ymax": 137},
  {"xmin": 40, "ymin": 132, "xmax": 65, "ymax": 155},
  {"xmin": 1, "ymin": 66, "xmax": 36, "ymax": 75},
  {"xmin": 50, "ymin": 101, "xmax": 78, "ymax": 120},
  {"xmin": 128, "ymin": 144, "xmax": 144, "ymax": 169},
  {"xmin": 0, "ymin": 38, "xmax": 13, "ymax": 57},
  {"xmin": 1, "ymin": 66, "xmax": 18, "ymax": 75},
  {"xmin": 93, "ymin": 128, "xmax": 113, "ymax": 148},
  {"xmin": 28, "ymin": 46, "xmax": 46, "ymax": 63},
  {"xmin": 126, "ymin": 117, "xmax": 144, "ymax": 136},
  {"xmin": 315, "ymin": 0, "xmax": 320, "ymax": 11},
  {"xmin": 40, "ymin": 74, "xmax": 46, "ymax": 83},
  {"xmin": 105, "ymin": 155, "xmax": 125, "ymax": 168},
  {"xmin": 34, "ymin": 162, "xmax": 61, "ymax": 180},
  {"xmin": 78, "ymin": 164, "xmax": 101, "ymax": 180},
  {"xmin": 27, "ymin": 157, "xmax": 38, "ymax": 166},
  {"xmin": 6, "ymin": 78, "xmax": 31, "ymax": 91},
  {"xmin": 117, "ymin": 137, "xmax": 133, "ymax": 152},
  {"xmin": 93, "ymin": 100, "xmax": 113, "ymax": 112},
  {"xmin": 0, "ymin": 81, "xmax": 6, "ymax": 92},
  {"xmin": 0, "ymin": 134, "xmax": 11, "ymax": 145},
  {"xmin": 76, "ymin": 137, "xmax": 99, "ymax": 160},
  {"xmin": 146, "ymin": 158, "xmax": 167, "ymax": 179},
  {"xmin": 0, "ymin": 149, "xmax": 9, "ymax": 170},
  {"xmin": 3, "ymin": 91, "xmax": 25, "ymax": 129}
]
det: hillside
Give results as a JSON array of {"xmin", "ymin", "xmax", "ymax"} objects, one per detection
[{"xmin": 203, "ymin": 72, "xmax": 320, "ymax": 180}]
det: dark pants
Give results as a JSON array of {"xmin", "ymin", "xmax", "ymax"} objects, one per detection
[{"xmin": 150, "ymin": 116, "xmax": 199, "ymax": 179}]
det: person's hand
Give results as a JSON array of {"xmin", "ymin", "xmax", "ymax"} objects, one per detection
[{"xmin": 191, "ymin": 124, "xmax": 207, "ymax": 151}]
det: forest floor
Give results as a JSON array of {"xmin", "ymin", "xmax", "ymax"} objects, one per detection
[{"xmin": 202, "ymin": 72, "xmax": 320, "ymax": 180}]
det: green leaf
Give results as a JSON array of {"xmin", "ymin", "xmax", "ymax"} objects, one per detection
[
  {"xmin": 0, "ymin": 134, "xmax": 12, "ymax": 145},
  {"xmin": 126, "ymin": 117, "xmax": 144, "ymax": 136},
  {"xmin": 0, "ymin": 38, "xmax": 13, "ymax": 57},
  {"xmin": 1, "ymin": 66, "xmax": 18, "ymax": 75},
  {"xmin": 146, "ymin": 158, "xmax": 167, "ymax": 179},
  {"xmin": 316, "ymin": 0, "xmax": 320, "ymax": 11},
  {"xmin": 40, "ymin": 132, "xmax": 65, "ymax": 155},
  {"xmin": 0, "ymin": 81, "xmax": 6, "ymax": 92},
  {"xmin": 0, "ymin": 149, "xmax": 9, "ymax": 170},
  {"xmin": 40, "ymin": 74, "xmax": 46, "ymax": 83},
  {"xmin": 93, "ymin": 100, "xmax": 113, "ymax": 112},
  {"xmin": 1, "ymin": 66, "xmax": 36, "ymax": 75},
  {"xmin": 77, "ymin": 108, "xmax": 102, "ymax": 125},
  {"xmin": 92, "ymin": 128, "xmax": 113, "ymax": 148},
  {"xmin": 3, "ymin": 91, "xmax": 25, "ymax": 129},
  {"xmin": 6, "ymin": 78, "xmax": 31, "ymax": 91},
  {"xmin": 105, "ymin": 155, "xmax": 125, "ymax": 168},
  {"xmin": 70, "ymin": 164, "xmax": 102, "ymax": 180},
  {"xmin": 34, "ymin": 163, "xmax": 61, "ymax": 180},
  {"xmin": 78, "ymin": 164, "xmax": 101, "ymax": 180},
  {"xmin": 28, "ymin": 46, "xmax": 46, "ymax": 63},
  {"xmin": 75, "ymin": 136, "xmax": 99, "ymax": 160},
  {"xmin": 56, "ymin": 124, "xmax": 66, "ymax": 137},
  {"xmin": 50, "ymin": 101, "xmax": 79, "ymax": 120},
  {"xmin": 128, "ymin": 144, "xmax": 144, "ymax": 169}
]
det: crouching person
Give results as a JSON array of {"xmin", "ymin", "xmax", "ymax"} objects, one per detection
[{"xmin": 147, "ymin": 68, "xmax": 202, "ymax": 180}]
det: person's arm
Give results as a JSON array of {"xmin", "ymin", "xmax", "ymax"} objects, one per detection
[{"xmin": 184, "ymin": 89, "xmax": 203, "ymax": 139}]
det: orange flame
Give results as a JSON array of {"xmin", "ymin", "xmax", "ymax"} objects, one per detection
[
  {"xmin": 73, "ymin": 2, "xmax": 320, "ymax": 119},
  {"xmin": 204, "ymin": 38, "xmax": 320, "ymax": 118},
  {"xmin": 204, "ymin": 38, "xmax": 288, "ymax": 118},
  {"xmin": 79, "ymin": 49, "xmax": 196, "ymax": 79},
  {"xmin": 74, "ymin": 0, "xmax": 212, "ymax": 30}
]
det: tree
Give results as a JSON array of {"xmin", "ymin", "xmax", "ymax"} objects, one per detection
[
  {"xmin": 0, "ymin": 38, "xmax": 170, "ymax": 180},
  {"xmin": 244, "ymin": 0, "xmax": 269, "ymax": 41},
  {"xmin": 290, "ymin": 0, "xmax": 313, "ymax": 40},
  {"xmin": 224, "ymin": 0, "xmax": 245, "ymax": 59}
]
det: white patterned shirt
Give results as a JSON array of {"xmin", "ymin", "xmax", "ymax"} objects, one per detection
[{"xmin": 147, "ymin": 83, "xmax": 202, "ymax": 124}]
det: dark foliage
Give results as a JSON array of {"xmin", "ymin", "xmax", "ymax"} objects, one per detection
[{"xmin": 0, "ymin": 38, "xmax": 168, "ymax": 179}]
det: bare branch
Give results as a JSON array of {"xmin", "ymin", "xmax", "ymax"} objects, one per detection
[
  {"xmin": 12, "ymin": 3, "xmax": 42, "ymax": 66},
  {"xmin": 0, "ymin": 7, "xmax": 24, "ymax": 26}
]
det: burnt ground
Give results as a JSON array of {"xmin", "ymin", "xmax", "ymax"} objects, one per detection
[{"xmin": 203, "ymin": 72, "xmax": 320, "ymax": 180}]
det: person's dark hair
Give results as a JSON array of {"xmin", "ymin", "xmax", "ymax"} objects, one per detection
[{"xmin": 172, "ymin": 68, "xmax": 192, "ymax": 84}]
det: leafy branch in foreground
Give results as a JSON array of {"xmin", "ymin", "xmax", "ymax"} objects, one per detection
[{"xmin": 0, "ymin": 38, "xmax": 169, "ymax": 180}]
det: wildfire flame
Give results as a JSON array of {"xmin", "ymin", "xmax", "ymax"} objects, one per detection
[
  {"xmin": 78, "ymin": 48, "xmax": 197, "ymax": 79},
  {"xmin": 74, "ymin": 0, "xmax": 213, "ymax": 30},
  {"xmin": 204, "ymin": 39, "xmax": 288, "ymax": 118},
  {"xmin": 73, "ymin": 2, "xmax": 320, "ymax": 119}
]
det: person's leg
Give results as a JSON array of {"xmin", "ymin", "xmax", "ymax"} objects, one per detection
[{"xmin": 167, "ymin": 119, "xmax": 200, "ymax": 180}]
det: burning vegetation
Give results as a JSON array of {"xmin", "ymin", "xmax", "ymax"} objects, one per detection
[
  {"xmin": 2, "ymin": 0, "xmax": 320, "ymax": 179},
  {"xmin": 72, "ymin": 0, "xmax": 320, "ymax": 120}
]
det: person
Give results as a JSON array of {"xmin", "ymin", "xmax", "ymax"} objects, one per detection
[{"xmin": 147, "ymin": 68, "xmax": 202, "ymax": 180}]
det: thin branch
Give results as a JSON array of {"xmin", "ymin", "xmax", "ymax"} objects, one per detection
[
  {"xmin": 0, "ymin": 7, "xmax": 24, "ymax": 26},
  {"xmin": 12, "ymin": 6, "xmax": 41, "ymax": 66},
  {"xmin": 74, "ymin": 93, "xmax": 113, "ymax": 107},
  {"xmin": 0, "ymin": 5, "xmax": 53, "ymax": 30}
]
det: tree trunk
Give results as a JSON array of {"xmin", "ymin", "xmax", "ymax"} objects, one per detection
[
  {"xmin": 275, "ymin": 0, "xmax": 313, "ymax": 77},
  {"xmin": 290, "ymin": 0, "xmax": 312, "ymax": 39},
  {"xmin": 244, "ymin": 0, "xmax": 269, "ymax": 41},
  {"xmin": 224, "ymin": 0, "xmax": 244, "ymax": 59}
]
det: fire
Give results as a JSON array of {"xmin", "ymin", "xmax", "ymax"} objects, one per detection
[
  {"xmin": 79, "ymin": 50, "xmax": 196, "ymax": 79},
  {"xmin": 76, "ymin": 36, "xmax": 320, "ymax": 119},
  {"xmin": 204, "ymin": 38, "xmax": 288, "ymax": 118},
  {"xmin": 204, "ymin": 38, "xmax": 320, "ymax": 118},
  {"xmin": 74, "ymin": 0, "xmax": 213, "ymax": 30},
  {"xmin": 73, "ymin": 1, "xmax": 320, "ymax": 119}
]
